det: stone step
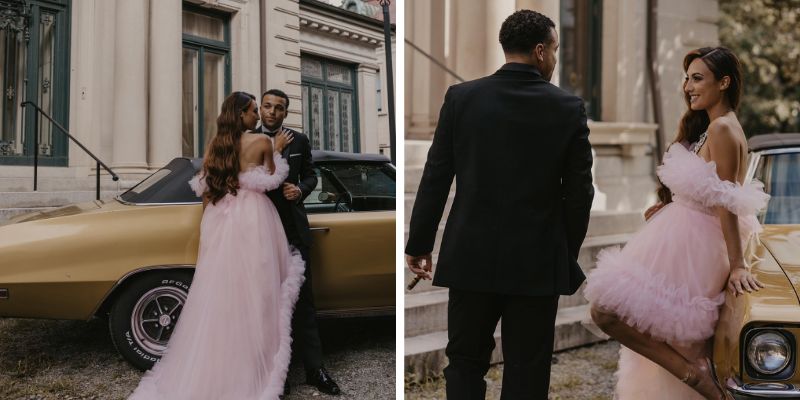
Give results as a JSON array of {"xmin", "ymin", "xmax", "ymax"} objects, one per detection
[
  {"xmin": 404, "ymin": 198, "xmax": 644, "ymax": 235},
  {"xmin": 404, "ymin": 304, "xmax": 603, "ymax": 381},
  {"xmin": 0, "ymin": 191, "xmax": 122, "ymax": 208},
  {"xmin": 0, "ymin": 177, "xmax": 138, "ymax": 192},
  {"xmin": 404, "ymin": 284, "xmax": 599, "ymax": 338},
  {"xmin": 405, "ymin": 140, "xmax": 432, "ymax": 168},
  {"xmin": 586, "ymin": 210, "xmax": 644, "ymax": 237},
  {"xmin": 404, "ymin": 193, "xmax": 454, "ymax": 224},
  {"xmin": 403, "ymin": 233, "xmax": 631, "ymax": 337},
  {"xmin": 0, "ymin": 207, "xmax": 57, "ymax": 223},
  {"xmin": 406, "ymin": 166, "xmax": 423, "ymax": 194},
  {"xmin": 402, "ymin": 232, "xmax": 631, "ymax": 295}
]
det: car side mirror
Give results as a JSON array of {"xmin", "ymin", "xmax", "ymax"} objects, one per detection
[{"xmin": 318, "ymin": 192, "xmax": 338, "ymax": 203}]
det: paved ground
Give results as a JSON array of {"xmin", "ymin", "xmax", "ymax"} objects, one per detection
[
  {"xmin": 405, "ymin": 341, "xmax": 620, "ymax": 400},
  {"xmin": 0, "ymin": 316, "xmax": 395, "ymax": 400}
]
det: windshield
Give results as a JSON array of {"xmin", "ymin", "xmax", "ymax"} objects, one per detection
[
  {"xmin": 754, "ymin": 151, "xmax": 800, "ymax": 224},
  {"xmin": 118, "ymin": 158, "xmax": 201, "ymax": 204}
]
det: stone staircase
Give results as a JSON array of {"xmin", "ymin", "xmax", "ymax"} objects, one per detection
[
  {"xmin": 0, "ymin": 177, "xmax": 137, "ymax": 224},
  {"xmin": 403, "ymin": 140, "xmax": 644, "ymax": 380}
]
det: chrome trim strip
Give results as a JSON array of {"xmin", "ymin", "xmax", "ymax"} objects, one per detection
[
  {"xmin": 316, "ymin": 306, "xmax": 395, "ymax": 319},
  {"xmin": 88, "ymin": 264, "xmax": 196, "ymax": 319},
  {"xmin": 745, "ymin": 151, "xmax": 762, "ymax": 185},
  {"xmin": 726, "ymin": 382, "xmax": 800, "ymax": 398},
  {"xmin": 310, "ymin": 227, "xmax": 330, "ymax": 232},
  {"xmin": 757, "ymin": 147, "xmax": 800, "ymax": 156},
  {"xmin": 115, "ymin": 196, "xmax": 201, "ymax": 206}
]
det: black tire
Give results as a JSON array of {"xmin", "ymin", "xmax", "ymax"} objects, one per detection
[{"xmin": 109, "ymin": 270, "xmax": 193, "ymax": 371}]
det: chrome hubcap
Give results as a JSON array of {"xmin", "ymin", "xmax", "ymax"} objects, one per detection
[{"xmin": 131, "ymin": 286, "xmax": 187, "ymax": 355}]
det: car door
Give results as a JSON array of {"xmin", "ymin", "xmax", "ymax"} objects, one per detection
[{"xmin": 305, "ymin": 161, "xmax": 395, "ymax": 315}]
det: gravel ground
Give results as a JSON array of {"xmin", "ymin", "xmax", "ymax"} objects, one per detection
[
  {"xmin": 0, "ymin": 316, "xmax": 395, "ymax": 400},
  {"xmin": 405, "ymin": 341, "xmax": 620, "ymax": 400}
]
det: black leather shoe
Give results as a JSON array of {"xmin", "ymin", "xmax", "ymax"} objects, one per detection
[{"xmin": 306, "ymin": 367, "xmax": 341, "ymax": 395}]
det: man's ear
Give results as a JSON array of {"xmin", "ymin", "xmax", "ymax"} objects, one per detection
[{"xmin": 535, "ymin": 43, "xmax": 545, "ymax": 62}]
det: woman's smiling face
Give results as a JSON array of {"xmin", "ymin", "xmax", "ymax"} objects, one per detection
[{"xmin": 684, "ymin": 58, "xmax": 728, "ymax": 111}]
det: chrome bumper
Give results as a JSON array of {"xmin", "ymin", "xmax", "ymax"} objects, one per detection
[{"xmin": 726, "ymin": 381, "xmax": 800, "ymax": 398}]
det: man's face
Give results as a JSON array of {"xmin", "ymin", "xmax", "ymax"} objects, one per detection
[
  {"xmin": 539, "ymin": 28, "xmax": 559, "ymax": 82},
  {"xmin": 260, "ymin": 94, "xmax": 288, "ymax": 130}
]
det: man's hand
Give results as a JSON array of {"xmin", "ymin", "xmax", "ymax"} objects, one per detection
[
  {"xmin": 406, "ymin": 254, "xmax": 433, "ymax": 280},
  {"xmin": 283, "ymin": 183, "xmax": 302, "ymax": 202},
  {"xmin": 644, "ymin": 202, "xmax": 665, "ymax": 221}
]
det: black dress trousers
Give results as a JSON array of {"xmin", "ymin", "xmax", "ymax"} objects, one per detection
[{"xmin": 444, "ymin": 289, "xmax": 559, "ymax": 400}]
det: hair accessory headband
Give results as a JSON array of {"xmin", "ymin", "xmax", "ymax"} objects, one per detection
[{"xmin": 701, "ymin": 48, "xmax": 720, "ymax": 58}]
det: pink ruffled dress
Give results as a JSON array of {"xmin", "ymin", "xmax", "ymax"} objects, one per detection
[
  {"xmin": 584, "ymin": 137, "xmax": 769, "ymax": 399},
  {"xmin": 128, "ymin": 153, "xmax": 306, "ymax": 400}
]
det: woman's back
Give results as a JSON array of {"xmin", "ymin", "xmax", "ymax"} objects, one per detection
[
  {"xmin": 239, "ymin": 133, "xmax": 271, "ymax": 172},
  {"xmin": 697, "ymin": 113, "xmax": 749, "ymax": 185}
]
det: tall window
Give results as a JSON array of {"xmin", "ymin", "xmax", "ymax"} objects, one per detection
[
  {"xmin": 301, "ymin": 55, "xmax": 359, "ymax": 153},
  {"xmin": 1, "ymin": 0, "xmax": 71, "ymax": 166},
  {"xmin": 182, "ymin": 5, "xmax": 231, "ymax": 158},
  {"xmin": 560, "ymin": 0, "xmax": 602, "ymax": 120}
]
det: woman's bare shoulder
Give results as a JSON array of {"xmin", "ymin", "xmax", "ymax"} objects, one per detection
[{"xmin": 707, "ymin": 115, "xmax": 744, "ymax": 145}]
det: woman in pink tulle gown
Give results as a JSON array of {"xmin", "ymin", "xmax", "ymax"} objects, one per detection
[
  {"xmin": 128, "ymin": 91, "xmax": 306, "ymax": 400},
  {"xmin": 584, "ymin": 47, "xmax": 770, "ymax": 400}
]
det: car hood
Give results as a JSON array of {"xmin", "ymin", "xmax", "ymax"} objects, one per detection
[
  {"xmin": 760, "ymin": 224, "xmax": 800, "ymax": 302},
  {"xmin": 3, "ymin": 201, "xmax": 105, "ymax": 225}
]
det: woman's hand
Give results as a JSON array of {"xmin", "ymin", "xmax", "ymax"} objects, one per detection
[
  {"xmin": 274, "ymin": 128, "xmax": 294, "ymax": 153},
  {"xmin": 728, "ymin": 266, "xmax": 765, "ymax": 296},
  {"xmin": 644, "ymin": 202, "xmax": 665, "ymax": 221}
]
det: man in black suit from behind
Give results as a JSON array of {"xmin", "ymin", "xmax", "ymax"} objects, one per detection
[
  {"xmin": 258, "ymin": 89, "xmax": 340, "ymax": 395},
  {"xmin": 405, "ymin": 10, "xmax": 594, "ymax": 399}
]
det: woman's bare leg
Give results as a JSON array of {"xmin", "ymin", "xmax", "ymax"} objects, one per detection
[{"xmin": 590, "ymin": 305, "xmax": 728, "ymax": 399}]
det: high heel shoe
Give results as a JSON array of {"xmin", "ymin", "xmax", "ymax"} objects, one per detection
[{"xmin": 683, "ymin": 358, "xmax": 734, "ymax": 400}]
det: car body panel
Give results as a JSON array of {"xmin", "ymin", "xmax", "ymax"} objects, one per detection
[
  {"xmin": 0, "ymin": 155, "xmax": 395, "ymax": 321},
  {"xmin": 309, "ymin": 211, "xmax": 395, "ymax": 313},
  {"xmin": 0, "ymin": 201, "xmax": 202, "ymax": 320},
  {"xmin": 714, "ymin": 226, "xmax": 800, "ymax": 384},
  {"xmin": 712, "ymin": 137, "xmax": 800, "ymax": 396}
]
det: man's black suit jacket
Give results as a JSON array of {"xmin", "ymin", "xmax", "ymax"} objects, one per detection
[
  {"xmin": 405, "ymin": 63, "xmax": 594, "ymax": 296},
  {"xmin": 258, "ymin": 126, "xmax": 318, "ymax": 248}
]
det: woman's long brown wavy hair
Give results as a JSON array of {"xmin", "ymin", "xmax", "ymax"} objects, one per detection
[
  {"xmin": 657, "ymin": 46, "xmax": 744, "ymax": 203},
  {"xmin": 201, "ymin": 91, "xmax": 255, "ymax": 205}
]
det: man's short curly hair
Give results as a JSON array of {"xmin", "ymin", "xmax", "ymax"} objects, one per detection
[{"xmin": 499, "ymin": 10, "xmax": 556, "ymax": 54}]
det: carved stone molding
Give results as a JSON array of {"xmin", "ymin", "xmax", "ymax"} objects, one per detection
[{"xmin": 299, "ymin": 16, "xmax": 381, "ymax": 46}]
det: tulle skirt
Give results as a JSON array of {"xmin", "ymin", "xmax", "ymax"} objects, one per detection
[
  {"xmin": 585, "ymin": 199, "xmax": 759, "ymax": 345},
  {"xmin": 585, "ymin": 200, "xmax": 759, "ymax": 399},
  {"xmin": 128, "ymin": 189, "xmax": 305, "ymax": 400}
]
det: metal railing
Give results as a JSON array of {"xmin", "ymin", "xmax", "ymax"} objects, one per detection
[
  {"xmin": 404, "ymin": 38, "xmax": 465, "ymax": 83},
  {"xmin": 21, "ymin": 101, "xmax": 119, "ymax": 200}
]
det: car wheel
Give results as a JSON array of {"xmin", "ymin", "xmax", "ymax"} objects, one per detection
[{"xmin": 108, "ymin": 270, "xmax": 193, "ymax": 370}]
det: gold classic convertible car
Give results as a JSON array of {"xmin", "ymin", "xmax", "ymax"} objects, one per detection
[
  {"xmin": 0, "ymin": 151, "xmax": 395, "ymax": 370},
  {"xmin": 714, "ymin": 133, "xmax": 800, "ymax": 398}
]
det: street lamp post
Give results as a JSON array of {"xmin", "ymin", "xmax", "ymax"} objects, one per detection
[{"xmin": 378, "ymin": 0, "xmax": 395, "ymax": 165}]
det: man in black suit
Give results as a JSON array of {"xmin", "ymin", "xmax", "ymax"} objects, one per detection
[
  {"xmin": 258, "ymin": 89, "xmax": 341, "ymax": 395},
  {"xmin": 405, "ymin": 10, "xmax": 594, "ymax": 399}
]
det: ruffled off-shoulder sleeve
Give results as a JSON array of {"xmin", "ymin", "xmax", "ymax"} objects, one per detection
[
  {"xmin": 239, "ymin": 152, "xmax": 290, "ymax": 192},
  {"xmin": 657, "ymin": 144, "xmax": 770, "ymax": 216},
  {"xmin": 188, "ymin": 173, "xmax": 207, "ymax": 197}
]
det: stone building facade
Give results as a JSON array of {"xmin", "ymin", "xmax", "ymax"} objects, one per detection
[
  {"xmin": 0, "ymin": 0, "xmax": 395, "ymax": 188},
  {"xmin": 405, "ymin": 0, "xmax": 720, "ymax": 211}
]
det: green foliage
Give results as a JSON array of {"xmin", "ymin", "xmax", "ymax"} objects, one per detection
[{"xmin": 719, "ymin": 0, "xmax": 800, "ymax": 136}]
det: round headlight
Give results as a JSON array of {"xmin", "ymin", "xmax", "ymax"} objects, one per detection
[{"xmin": 747, "ymin": 331, "xmax": 791, "ymax": 375}]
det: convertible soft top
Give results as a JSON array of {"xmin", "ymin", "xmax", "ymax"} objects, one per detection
[
  {"xmin": 119, "ymin": 152, "xmax": 392, "ymax": 205},
  {"xmin": 749, "ymin": 133, "xmax": 800, "ymax": 152}
]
